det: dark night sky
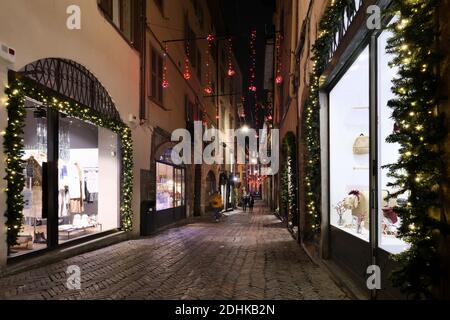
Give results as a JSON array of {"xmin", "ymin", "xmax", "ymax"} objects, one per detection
[{"xmin": 221, "ymin": 0, "xmax": 276, "ymax": 126}]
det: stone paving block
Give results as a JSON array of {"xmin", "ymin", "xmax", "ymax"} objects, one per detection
[{"xmin": 0, "ymin": 203, "xmax": 347, "ymax": 300}]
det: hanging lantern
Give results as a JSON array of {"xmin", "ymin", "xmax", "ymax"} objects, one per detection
[
  {"xmin": 227, "ymin": 68, "xmax": 236, "ymax": 77},
  {"xmin": 249, "ymin": 85, "xmax": 257, "ymax": 92},
  {"xmin": 162, "ymin": 80, "xmax": 169, "ymax": 89}
]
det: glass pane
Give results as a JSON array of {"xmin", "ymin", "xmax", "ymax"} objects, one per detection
[
  {"xmin": 14, "ymin": 101, "xmax": 48, "ymax": 256},
  {"xmin": 174, "ymin": 168, "xmax": 183, "ymax": 207},
  {"xmin": 156, "ymin": 162, "xmax": 174, "ymax": 210},
  {"xmin": 120, "ymin": 0, "xmax": 133, "ymax": 41},
  {"xmin": 329, "ymin": 46, "xmax": 370, "ymax": 242},
  {"xmin": 58, "ymin": 116, "xmax": 119, "ymax": 243},
  {"xmin": 377, "ymin": 27, "xmax": 409, "ymax": 254}
]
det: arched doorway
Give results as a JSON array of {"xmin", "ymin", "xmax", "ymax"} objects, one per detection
[{"xmin": 5, "ymin": 58, "xmax": 129, "ymax": 257}]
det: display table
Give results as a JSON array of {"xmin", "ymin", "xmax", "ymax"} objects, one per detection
[{"xmin": 58, "ymin": 223, "xmax": 102, "ymax": 239}]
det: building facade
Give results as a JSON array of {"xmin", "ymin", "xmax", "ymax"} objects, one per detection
[
  {"xmin": 0, "ymin": 0, "xmax": 243, "ymax": 271},
  {"xmin": 138, "ymin": 0, "xmax": 243, "ymax": 234},
  {"xmin": 275, "ymin": 0, "xmax": 450, "ymax": 299},
  {"xmin": 0, "ymin": 0, "xmax": 150, "ymax": 268}
]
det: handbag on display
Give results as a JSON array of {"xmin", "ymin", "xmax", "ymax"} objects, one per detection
[{"xmin": 353, "ymin": 134, "xmax": 369, "ymax": 154}]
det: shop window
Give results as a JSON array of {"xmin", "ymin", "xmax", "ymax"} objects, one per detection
[
  {"xmin": 377, "ymin": 28, "xmax": 409, "ymax": 254},
  {"xmin": 156, "ymin": 161, "xmax": 185, "ymax": 211},
  {"xmin": 58, "ymin": 116, "xmax": 120, "ymax": 243},
  {"xmin": 329, "ymin": 46, "xmax": 370, "ymax": 242},
  {"xmin": 15, "ymin": 103, "xmax": 49, "ymax": 255}
]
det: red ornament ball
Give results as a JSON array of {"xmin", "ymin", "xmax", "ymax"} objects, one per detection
[
  {"xmin": 204, "ymin": 86, "xmax": 213, "ymax": 94},
  {"xmin": 275, "ymin": 75, "xmax": 283, "ymax": 84}
]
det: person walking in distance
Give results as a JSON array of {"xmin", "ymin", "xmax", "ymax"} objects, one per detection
[
  {"xmin": 249, "ymin": 194, "xmax": 255, "ymax": 212},
  {"xmin": 209, "ymin": 191, "xmax": 223, "ymax": 222},
  {"xmin": 242, "ymin": 193, "xmax": 248, "ymax": 212}
]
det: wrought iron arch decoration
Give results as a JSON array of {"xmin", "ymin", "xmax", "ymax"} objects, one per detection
[{"xmin": 19, "ymin": 58, "xmax": 121, "ymax": 122}]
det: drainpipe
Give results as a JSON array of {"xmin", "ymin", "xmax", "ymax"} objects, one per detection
[{"xmin": 139, "ymin": 0, "xmax": 147, "ymax": 122}]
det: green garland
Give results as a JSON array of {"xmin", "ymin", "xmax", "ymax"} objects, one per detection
[
  {"xmin": 303, "ymin": 0, "xmax": 349, "ymax": 235},
  {"xmin": 3, "ymin": 78, "xmax": 134, "ymax": 247},
  {"xmin": 385, "ymin": 0, "xmax": 445, "ymax": 299},
  {"xmin": 302, "ymin": 0, "xmax": 445, "ymax": 298},
  {"xmin": 281, "ymin": 133, "xmax": 298, "ymax": 229}
]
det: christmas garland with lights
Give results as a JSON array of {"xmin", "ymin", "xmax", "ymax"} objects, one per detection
[
  {"xmin": 4, "ymin": 78, "xmax": 134, "ymax": 248},
  {"xmin": 385, "ymin": 0, "xmax": 445, "ymax": 299},
  {"xmin": 302, "ymin": 0, "xmax": 349, "ymax": 235},
  {"xmin": 281, "ymin": 133, "xmax": 298, "ymax": 230},
  {"xmin": 301, "ymin": 0, "xmax": 445, "ymax": 297}
]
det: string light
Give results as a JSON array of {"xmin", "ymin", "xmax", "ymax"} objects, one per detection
[
  {"xmin": 204, "ymin": 34, "xmax": 214, "ymax": 95},
  {"xmin": 162, "ymin": 43, "xmax": 169, "ymax": 89},
  {"xmin": 183, "ymin": 38, "xmax": 192, "ymax": 80},
  {"xmin": 227, "ymin": 37, "xmax": 236, "ymax": 77},
  {"xmin": 248, "ymin": 29, "xmax": 257, "ymax": 93},
  {"xmin": 275, "ymin": 32, "xmax": 283, "ymax": 85}
]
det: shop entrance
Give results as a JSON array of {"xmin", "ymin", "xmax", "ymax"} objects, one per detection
[{"xmin": 7, "ymin": 59, "xmax": 123, "ymax": 258}]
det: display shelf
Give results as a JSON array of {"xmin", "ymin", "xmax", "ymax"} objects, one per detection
[{"xmin": 352, "ymin": 106, "xmax": 369, "ymax": 110}]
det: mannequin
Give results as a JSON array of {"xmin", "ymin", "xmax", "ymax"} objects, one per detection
[
  {"xmin": 69, "ymin": 162, "xmax": 84, "ymax": 213},
  {"xmin": 59, "ymin": 163, "xmax": 69, "ymax": 218}
]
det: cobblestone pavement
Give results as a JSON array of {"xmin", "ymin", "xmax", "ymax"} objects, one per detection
[{"xmin": 0, "ymin": 202, "xmax": 348, "ymax": 300}]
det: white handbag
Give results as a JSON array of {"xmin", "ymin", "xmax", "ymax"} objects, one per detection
[{"xmin": 353, "ymin": 134, "xmax": 369, "ymax": 154}]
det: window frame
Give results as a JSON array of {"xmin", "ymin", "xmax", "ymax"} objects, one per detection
[{"xmin": 149, "ymin": 46, "xmax": 164, "ymax": 105}]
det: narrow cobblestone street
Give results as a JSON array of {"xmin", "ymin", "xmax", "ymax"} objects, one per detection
[{"xmin": 0, "ymin": 203, "xmax": 348, "ymax": 300}]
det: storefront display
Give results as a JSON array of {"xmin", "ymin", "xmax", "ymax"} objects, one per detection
[
  {"xmin": 156, "ymin": 161, "xmax": 185, "ymax": 211},
  {"xmin": 58, "ymin": 116, "xmax": 120, "ymax": 242},
  {"xmin": 5, "ymin": 59, "xmax": 133, "ymax": 259},
  {"xmin": 11, "ymin": 100, "xmax": 121, "ymax": 256},
  {"xmin": 329, "ymin": 33, "xmax": 410, "ymax": 254},
  {"xmin": 13, "ymin": 104, "xmax": 49, "ymax": 254},
  {"xmin": 377, "ymin": 28, "xmax": 409, "ymax": 254},
  {"xmin": 329, "ymin": 46, "xmax": 370, "ymax": 242}
]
